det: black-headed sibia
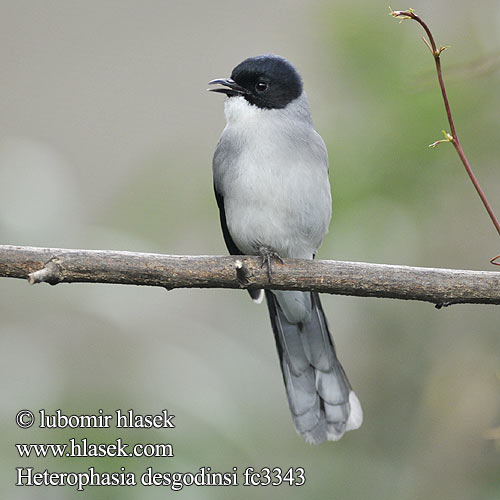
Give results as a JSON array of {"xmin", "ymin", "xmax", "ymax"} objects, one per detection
[{"xmin": 209, "ymin": 54, "xmax": 362, "ymax": 444}]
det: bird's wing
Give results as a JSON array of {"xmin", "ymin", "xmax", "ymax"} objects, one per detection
[
  {"xmin": 214, "ymin": 186, "xmax": 263, "ymax": 302},
  {"xmin": 214, "ymin": 187, "xmax": 242, "ymax": 256}
]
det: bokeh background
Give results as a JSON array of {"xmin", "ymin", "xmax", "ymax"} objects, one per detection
[{"xmin": 1, "ymin": 0, "xmax": 499, "ymax": 498}]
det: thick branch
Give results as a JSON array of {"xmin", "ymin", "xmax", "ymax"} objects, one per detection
[{"xmin": 0, "ymin": 245, "xmax": 498, "ymax": 307}]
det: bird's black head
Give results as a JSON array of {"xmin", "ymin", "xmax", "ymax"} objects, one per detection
[{"xmin": 209, "ymin": 54, "xmax": 303, "ymax": 109}]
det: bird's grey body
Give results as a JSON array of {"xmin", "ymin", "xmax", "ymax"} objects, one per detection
[
  {"xmin": 213, "ymin": 94, "xmax": 331, "ymax": 262},
  {"xmin": 210, "ymin": 55, "xmax": 362, "ymax": 443}
]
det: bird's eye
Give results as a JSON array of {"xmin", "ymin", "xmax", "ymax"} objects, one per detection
[{"xmin": 255, "ymin": 81, "xmax": 269, "ymax": 92}]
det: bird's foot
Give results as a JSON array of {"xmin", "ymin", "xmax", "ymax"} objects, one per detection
[{"xmin": 258, "ymin": 246, "xmax": 283, "ymax": 281}]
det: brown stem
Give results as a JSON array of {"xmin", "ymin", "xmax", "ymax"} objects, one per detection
[{"xmin": 392, "ymin": 9, "xmax": 500, "ymax": 263}]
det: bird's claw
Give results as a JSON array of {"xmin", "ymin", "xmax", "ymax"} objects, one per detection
[{"xmin": 258, "ymin": 247, "xmax": 283, "ymax": 281}]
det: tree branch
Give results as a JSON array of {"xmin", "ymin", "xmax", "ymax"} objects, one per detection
[{"xmin": 0, "ymin": 245, "xmax": 498, "ymax": 307}]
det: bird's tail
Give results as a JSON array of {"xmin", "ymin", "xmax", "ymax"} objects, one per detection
[{"xmin": 265, "ymin": 290, "xmax": 362, "ymax": 444}]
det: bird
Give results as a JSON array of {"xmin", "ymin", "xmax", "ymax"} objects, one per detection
[{"xmin": 208, "ymin": 54, "xmax": 362, "ymax": 444}]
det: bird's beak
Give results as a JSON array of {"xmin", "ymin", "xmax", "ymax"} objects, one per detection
[{"xmin": 208, "ymin": 78, "xmax": 249, "ymax": 97}]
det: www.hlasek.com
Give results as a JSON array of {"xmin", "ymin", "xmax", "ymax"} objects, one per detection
[
  {"xmin": 14, "ymin": 409, "xmax": 305, "ymax": 490},
  {"xmin": 16, "ymin": 438, "xmax": 174, "ymax": 458}
]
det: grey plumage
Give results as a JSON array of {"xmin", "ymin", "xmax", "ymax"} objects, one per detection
[
  {"xmin": 266, "ymin": 291, "xmax": 361, "ymax": 443},
  {"xmin": 210, "ymin": 55, "xmax": 362, "ymax": 443}
]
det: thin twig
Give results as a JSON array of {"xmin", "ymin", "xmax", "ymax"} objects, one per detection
[
  {"xmin": 391, "ymin": 8, "xmax": 500, "ymax": 266},
  {"xmin": 0, "ymin": 245, "xmax": 499, "ymax": 307}
]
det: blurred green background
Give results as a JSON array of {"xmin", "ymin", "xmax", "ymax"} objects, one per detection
[{"xmin": 1, "ymin": 1, "xmax": 499, "ymax": 498}]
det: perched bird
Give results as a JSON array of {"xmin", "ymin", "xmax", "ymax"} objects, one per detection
[{"xmin": 209, "ymin": 54, "xmax": 362, "ymax": 444}]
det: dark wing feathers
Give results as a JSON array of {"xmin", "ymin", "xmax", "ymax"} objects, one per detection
[{"xmin": 214, "ymin": 186, "xmax": 262, "ymax": 301}]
